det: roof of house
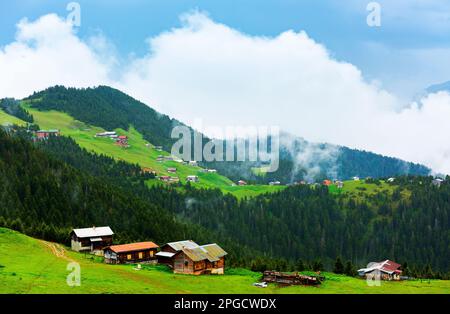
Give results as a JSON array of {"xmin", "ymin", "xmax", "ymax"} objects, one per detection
[
  {"xmin": 181, "ymin": 243, "xmax": 228, "ymax": 262},
  {"xmin": 165, "ymin": 240, "xmax": 199, "ymax": 251},
  {"xmin": 107, "ymin": 241, "xmax": 159, "ymax": 253},
  {"xmin": 72, "ymin": 226, "xmax": 114, "ymax": 238},
  {"xmin": 182, "ymin": 246, "xmax": 218, "ymax": 262},
  {"xmin": 156, "ymin": 251, "xmax": 175, "ymax": 258},
  {"xmin": 200, "ymin": 244, "xmax": 227, "ymax": 258},
  {"xmin": 358, "ymin": 260, "xmax": 402, "ymax": 274},
  {"xmin": 164, "ymin": 240, "xmax": 227, "ymax": 262}
]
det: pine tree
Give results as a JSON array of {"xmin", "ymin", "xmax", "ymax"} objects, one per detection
[
  {"xmin": 401, "ymin": 261, "xmax": 410, "ymax": 277},
  {"xmin": 296, "ymin": 259, "xmax": 305, "ymax": 272},
  {"xmin": 312, "ymin": 259, "xmax": 324, "ymax": 272},
  {"xmin": 344, "ymin": 260, "xmax": 356, "ymax": 277},
  {"xmin": 334, "ymin": 256, "xmax": 344, "ymax": 274}
]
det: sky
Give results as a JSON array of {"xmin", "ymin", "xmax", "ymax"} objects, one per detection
[{"xmin": 1, "ymin": 1, "xmax": 450, "ymax": 174}]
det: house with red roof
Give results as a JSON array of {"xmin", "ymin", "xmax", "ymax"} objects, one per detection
[
  {"xmin": 104, "ymin": 241, "xmax": 159, "ymax": 264},
  {"xmin": 357, "ymin": 259, "xmax": 402, "ymax": 281}
]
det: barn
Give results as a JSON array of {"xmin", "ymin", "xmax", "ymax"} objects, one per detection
[
  {"xmin": 156, "ymin": 240, "xmax": 227, "ymax": 275},
  {"xmin": 104, "ymin": 242, "xmax": 159, "ymax": 264},
  {"xmin": 70, "ymin": 226, "xmax": 114, "ymax": 254}
]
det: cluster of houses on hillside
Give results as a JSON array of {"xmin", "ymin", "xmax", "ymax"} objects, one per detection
[
  {"xmin": 95, "ymin": 131, "xmax": 129, "ymax": 148},
  {"xmin": 70, "ymin": 226, "xmax": 227, "ymax": 275},
  {"xmin": 70, "ymin": 226, "xmax": 405, "ymax": 281}
]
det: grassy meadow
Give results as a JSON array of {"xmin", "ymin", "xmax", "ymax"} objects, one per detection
[
  {"xmin": 0, "ymin": 228, "xmax": 448, "ymax": 294},
  {"xmin": 0, "ymin": 108, "xmax": 26, "ymax": 126},
  {"xmin": 18, "ymin": 103, "xmax": 283, "ymax": 198}
]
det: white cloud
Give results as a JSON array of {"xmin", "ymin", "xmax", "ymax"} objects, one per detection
[
  {"xmin": 1, "ymin": 12, "xmax": 450, "ymax": 174},
  {"xmin": 0, "ymin": 14, "xmax": 113, "ymax": 98}
]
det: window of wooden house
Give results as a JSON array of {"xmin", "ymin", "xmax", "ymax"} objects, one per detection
[
  {"xmin": 127, "ymin": 254, "xmax": 132, "ymax": 260},
  {"xmin": 184, "ymin": 261, "xmax": 189, "ymax": 267},
  {"xmin": 150, "ymin": 250, "xmax": 154, "ymax": 257},
  {"xmin": 138, "ymin": 252, "xmax": 143, "ymax": 259}
]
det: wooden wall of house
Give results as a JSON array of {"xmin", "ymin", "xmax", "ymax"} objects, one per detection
[
  {"xmin": 172, "ymin": 253, "xmax": 225, "ymax": 275},
  {"xmin": 104, "ymin": 248, "xmax": 158, "ymax": 264},
  {"xmin": 71, "ymin": 235, "xmax": 113, "ymax": 249},
  {"xmin": 101, "ymin": 236, "xmax": 113, "ymax": 246},
  {"xmin": 173, "ymin": 252, "xmax": 196, "ymax": 274},
  {"xmin": 160, "ymin": 244, "xmax": 177, "ymax": 254},
  {"xmin": 116, "ymin": 248, "xmax": 158, "ymax": 263}
]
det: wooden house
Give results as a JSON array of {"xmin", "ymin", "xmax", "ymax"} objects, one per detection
[
  {"xmin": 70, "ymin": 226, "xmax": 114, "ymax": 253},
  {"xmin": 141, "ymin": 167, "xmax": 157, "ymax": 175},
  {"xmin": 104, "ymin": 242, "xmax": 159, "ymax": 264},
  {"xmin": 35, "ymin": 129, "xmax": 60, "ymax": 140},
  {"xmin": 95, "ymin": 131, "xmax": 116, "ymax": 137},
  {"xmin": 115, "ymin": 135, "xmax": 129, "ymax": 148},
  {"xmin": 358, "ymin": 259, "xmax": 402, "ymax": 281},
  {"xmin": 167, "ymin": 167, "xmax": 177, "ymax": 173},
  {"xmin": 156, "ymin": 240, "xmax": 227, "ymax": 275},
  {"xmin": 186, "ymin": 175, "xmax": 199, "ymax": 182},
  {"xmin": 170, "ymin": 176, "xmax": 180, "ymax": 183},
  {"xmin": 159, "ymin": 175, "xmax": 171, "ymax": 182},
  {"xmin": 238, "ymin": 180, "xmax": 247, "ymax": 186}
]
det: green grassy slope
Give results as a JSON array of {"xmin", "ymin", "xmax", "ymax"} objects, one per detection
[
  {"xmin": 1, "ymin": 228, "xmax": 448, "ymax": 294},
  {"xmin": 21, "ymin": 103, "xmax": 284, "ymax": 198},
  {"xmin": 0, "ymin": 108, "xmax": 26, "ymax": 126}
]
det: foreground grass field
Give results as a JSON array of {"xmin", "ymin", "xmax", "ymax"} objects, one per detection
[{"xmin": 1, "ymin": 228, "xmax": 448, "ymax": 294}]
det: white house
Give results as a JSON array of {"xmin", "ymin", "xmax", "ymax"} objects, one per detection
[
  {"xmin": 358, "ymin": 260, "xmax": 402, "ymax": 281},
  {"xmin": 70, "ymin": 226, "xmax": 114, "ymax": 254}
]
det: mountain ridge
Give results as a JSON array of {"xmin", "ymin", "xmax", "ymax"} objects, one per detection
[{"xmin": 18, "ymin": 85, "xmax": 430, "ymax": 183}]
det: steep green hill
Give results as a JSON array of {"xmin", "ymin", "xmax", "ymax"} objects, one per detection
[
  {"xmin": 19, "ymin": 103, "xmax": 281, "ymax": 197},
  {"xmin": 1, "ymin": 126, "xmax": 448, "ymax": 271},
  {"xmin": 24, "ymin": 86, "xmax": 430, "ymax": 185},
  {"xmin": 1, "ymin": 228, "xmax": 448, "ymax": 294},
  {"xmin": 0, "ymin": 108, "xmax": 26, "ymax": 126}
]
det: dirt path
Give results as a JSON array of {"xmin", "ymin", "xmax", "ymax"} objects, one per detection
[{"xmin": 39, "ymin": 240, "xmax": 75, "ymax": 263}]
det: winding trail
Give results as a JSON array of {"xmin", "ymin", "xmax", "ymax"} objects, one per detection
[{"xmin": 39, "ymin": 240, "xmax": 75, "ymax": 263}]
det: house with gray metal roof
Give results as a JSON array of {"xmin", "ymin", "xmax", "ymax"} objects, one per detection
[
  {"xmin": 70, "ymin": 226, "xmax": 114, "ymax": 254},
  {"xmin": 157, "ymin": 240, "xmax": 227, "ymax": 275}
]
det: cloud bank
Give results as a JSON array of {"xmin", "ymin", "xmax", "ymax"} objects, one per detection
[{"xmin": 0, "ymin": 12, "xmax": 449, "ymax": 174}]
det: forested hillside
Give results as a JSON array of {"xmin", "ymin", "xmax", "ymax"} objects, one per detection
[
  {"xmin": 0, "ymin": 129, "xmax": 263, "ymax": 266},
  {"xmin": 1, "ymin": 129, "xmax": 448, "ymax": 273},
  {"xmin": 25, "ymin": 86, "xmax": 430, "ymax": 183}
]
